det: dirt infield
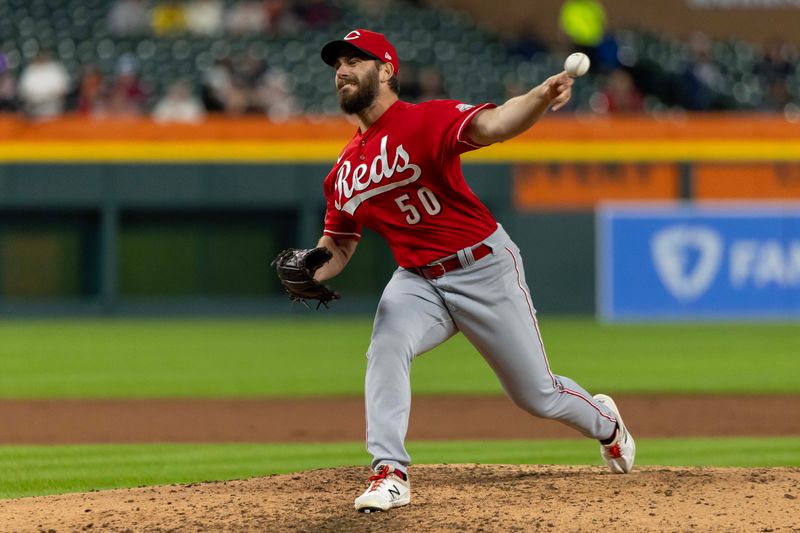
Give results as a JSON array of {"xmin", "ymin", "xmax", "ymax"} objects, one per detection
[
  {"xmin": 2, "ymin": 464, "xmax": 798, "ymax": 532},
  {"xmin": 2, "ymin": 395, "xmax": 799, "ymax": 531},
  {"xmin": 1, "ymin": 394, "xmax": 799, "ymax": 444}
]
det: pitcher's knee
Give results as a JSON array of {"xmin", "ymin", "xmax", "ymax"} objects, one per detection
[
  {"xmin": 509, "ymin": 387, "xmax": 563, "ymax": 419},
  {"xmin": 514, "ymin": 398, "xmax": 556, "ymax": 419},
  {"xmin": 367, "ymin": 330, "xmax": 415, "ymax": 364}
]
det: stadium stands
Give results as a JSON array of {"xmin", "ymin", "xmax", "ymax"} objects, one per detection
[{"xmin": 0, "ymin": 0, "xmax": 797, "ymax": 117}]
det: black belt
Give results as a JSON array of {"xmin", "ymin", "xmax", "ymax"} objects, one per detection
[{"xmin": 410, "ymin": 244, "xmax": 493, "ymax": 280}]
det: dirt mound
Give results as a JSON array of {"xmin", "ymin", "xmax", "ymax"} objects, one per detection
[{"xmin": 2, "ymin": 465, "xmax": 798, "ymax": 532}]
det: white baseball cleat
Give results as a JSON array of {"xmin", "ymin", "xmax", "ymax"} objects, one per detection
[
  {"xmin": 594, "ymin": 394, "xmax": 636, "ymax": 474},
  {"xmin": 354, "ymin": 464, "xmax": 411, "ymax": 513}
]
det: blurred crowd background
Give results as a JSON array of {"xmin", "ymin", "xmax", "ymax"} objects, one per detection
[
  {"xmin": 0, "ymin": 0, "xmax": 798, "ymax": 315},
  {"xmin": 1, "ymin": 0, "xmax": 798, "ymax": 123}
]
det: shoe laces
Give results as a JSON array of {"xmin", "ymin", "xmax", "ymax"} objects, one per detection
[{"xmin": 367, "ymin": 465, "xmax": 392, "ymax": 492}]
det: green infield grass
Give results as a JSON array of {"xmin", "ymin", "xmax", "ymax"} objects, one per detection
[
  {"xmin": 0, "ymin": 318, "xmax": 797, "ymax": 397},
  {"xmin": 1, "ymin": 437, "xmax": 798, "ymax": 499}
]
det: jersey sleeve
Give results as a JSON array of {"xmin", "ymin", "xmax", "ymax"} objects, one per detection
[
  {"xmin": 323, "ymin": 181, "xmax": 362, "ymax": 242},
  {"xmin": 423, "ymin": 100, "xmax": 498, "ymax": 160}
]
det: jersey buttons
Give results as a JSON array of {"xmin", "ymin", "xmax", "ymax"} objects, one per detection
[{"xmin": 359, "ymin": 155, "xmax": 366, "ymax": 160}]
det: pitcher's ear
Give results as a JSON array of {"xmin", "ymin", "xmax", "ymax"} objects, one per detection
[{"xmin": 381, "ymin": 61, "xmax": 395, "ymax": 82}]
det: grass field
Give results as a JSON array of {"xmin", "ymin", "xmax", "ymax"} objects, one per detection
[
  {"xmin": 1, "ymin": 317, "xmax": 797, "ymax": 500},
  {"xmin": 2, "ymin": 437, "xmax": 799, "ymax": 499},
  {"xmin": 0, "ymin": 318, "xmax": 798, "ymax": 397}
]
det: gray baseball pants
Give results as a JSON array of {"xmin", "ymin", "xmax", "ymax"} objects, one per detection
[{"xmin": 365, "ymin": 224, "xmax": 618, "ymax": 471}]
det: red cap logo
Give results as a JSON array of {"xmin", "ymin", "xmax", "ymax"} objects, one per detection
[{"xmin": 321, "ymin": 29, "xmax": 399, "ymax": 75}]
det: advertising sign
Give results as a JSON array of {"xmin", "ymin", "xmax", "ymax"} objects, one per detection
[{"xmin": 597, "ymin": 203, "xmax": 800, "ymax": 321}]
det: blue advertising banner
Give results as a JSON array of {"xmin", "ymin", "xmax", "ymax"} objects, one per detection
[{"xmin": 597, "ymin": 203, "xmax": 800, "ymax": 321}]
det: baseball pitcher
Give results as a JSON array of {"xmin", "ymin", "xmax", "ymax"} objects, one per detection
[{"xmin": 273, "ymin": 29, "xmax": 636, "ymax": 513}]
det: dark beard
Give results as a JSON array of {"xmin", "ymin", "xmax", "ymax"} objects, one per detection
[{"xmin": 338, "ymin": 69, "xmax": 379, "ymax": 114}]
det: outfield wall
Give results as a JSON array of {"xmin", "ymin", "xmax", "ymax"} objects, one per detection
[{"xmin": 0, "ymin": 115, "xmax": 798, "ymax": 316}]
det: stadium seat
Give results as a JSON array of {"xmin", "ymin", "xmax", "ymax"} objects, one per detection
[{"xmin": 4, "ymin": 0, "xmax": 796, "ymax": 114}]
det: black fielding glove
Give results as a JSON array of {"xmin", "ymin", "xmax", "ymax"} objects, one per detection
[{"xmin": 271, "ymin": 247, "xmax": 341, "ymax": 309}]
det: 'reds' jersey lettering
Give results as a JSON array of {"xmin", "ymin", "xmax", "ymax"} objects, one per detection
[{"xmin": 323, "ymin": 99, "xmax": 498, "ymax": 268}]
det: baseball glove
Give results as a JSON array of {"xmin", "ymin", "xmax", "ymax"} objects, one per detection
[{"xmin": 271, "ymin": 247, "xmax": 340, "ymax": 309}]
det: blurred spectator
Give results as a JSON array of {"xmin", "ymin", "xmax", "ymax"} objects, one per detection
[
  {"xmin": 688, "ymin": 33, "xmax": 721, "ymax": 88},
  {"xmin": 95, "ymin": 55, "xmax": 148, "ymax": 117},
  {"xmin": 0, "ymin": 71, "xmax": 16, "ymax": 111},
  {"xmin": 1, "ymin": 1, "xmax": 796, "ymax": 116},
  {"xmin": 397, "ymin": 63, "xmax": 421, "ymax": 101},
  {"xmin": 107, "ymin": 0, "xmax": 150, "ymax": 36},
  {"xmin": 503, "ymin": 26, "xmax": 547, "ymax": 61},
  {"xmin": 293, "ymin": 0, "xmax": 340, "ymax": 30},
  {"xmin": 152, "ymin": 0, "xmax": 187, "ymax": 36},
  {"xmin": 255, "ymin": 68, "xmax": 299, "ymax": 121},
  {"xmin": 18, "ymin": 52, "xmax": 70, "ymax": 119},
  {"xmin": 202, "ymin": 56, "xmax": 300, "ymax": 118},
  {"xmin": 417, "ymin": 66, "xmax": 446, "ymax": 101},
  {"xmin": 765, "ymin": 79, "xmax": 793, "ymax": 112},
  {"xmin": 592, "ymin": 69, "xmax": 643, "ymax": 113},
  {"xmin": 354, "ymin": 0, "xmax": 390, "ymax": 17},
  {"xmin": 73, "ymin": 64, "xmax": 105, "ymax": 115},
  {"xmin": 152, "ymin": 80, "xmax": 206, "ymax": 123},
  {"xmin": 265, "ymin": 0, "xmax": 301, "ymax": 35},
  {"xmin": 201, "ymin": 58, "xmax": 233, "ymax": 111},
  {"xmin": 680, "ymin": 32, "xmax": 722, "ymax": 110},
  {"xmin": 235, "ymin": 56, "xmax": 269, "ymax": 113},
  {"xmin": 0, "ymin": 55, "xmax": 17, "ymax": 112},
  {"xmin": 758, "ymin": 39, "xmax": 796, "ymax": 111},
  {"xmin": 225, "ymin": 1, "xmax": 266, "ymax": 35},
  {"xmin": 758, "ymin": 39, "xmax": 795, "ymax": 83},
  {"xmin": 221, "ymin": 83, "xmax": 249, "ymax": 114},
  {"xmin": 395, "ymin": 65, "xmax": 447, "ymax": 103},
  {"xmin": 592, "ymin": 33, "xmax": 620, "ymax": 73},
  {"xmin": 185, "ymin": 0, "xmax": 223, "ymax": 36},
  {"xmin": 236, "ymin": 56, "xmax": 268, "ymax": 89},
  {"xmin": 200, "ymin": 58, "xmax": 249, "ymax": 114}
]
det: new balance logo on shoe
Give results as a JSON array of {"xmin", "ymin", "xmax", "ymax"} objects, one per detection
[{"xmin": 354, "ymin": 465, "xmax": 411, "ymax": 512}]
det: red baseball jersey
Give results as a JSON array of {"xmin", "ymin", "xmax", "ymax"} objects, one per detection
[{"xmin": 323, "ymin": 99, "xmax": 499, "ymax": 268}]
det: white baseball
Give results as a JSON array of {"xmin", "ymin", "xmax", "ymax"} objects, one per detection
[{"xmin": 564, "ymin": 52, "xmax": 590, "ymax": 78}]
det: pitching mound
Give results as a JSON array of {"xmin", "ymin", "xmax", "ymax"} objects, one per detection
[{"xmin": 2, "ymin": 465, "xmax": 798, "ymax": 532}]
